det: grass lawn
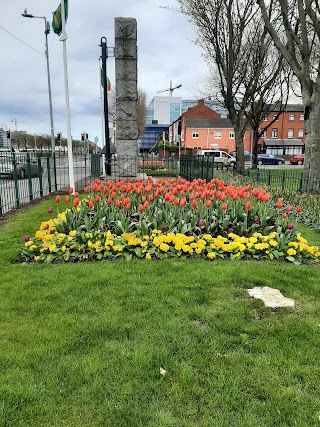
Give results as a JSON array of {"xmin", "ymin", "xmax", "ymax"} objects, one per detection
[
  {"xmin": 0, "ymin": 197, "xmax": 320, "ymax": 426},
  {"xmin": 245, "ymin": 168, "xmax": 304, "ymax": 192}
]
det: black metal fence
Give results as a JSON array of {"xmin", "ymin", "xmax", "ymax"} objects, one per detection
[
  {"xmin": 179, "ymin": 155, "xmax": 320, "ymax": 193},
  {"xmin": 5, "ymin": 151, "xmax": 317, "ymax": 217},
  {"xmin": 0, "ymin": 152, "xmax": 180, "ymax": 216}
]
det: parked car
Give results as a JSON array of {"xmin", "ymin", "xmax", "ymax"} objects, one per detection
[
  {"xmin": 230, "ymin": 151, "xmax": 252, "ymax": 160},
  {"xmin": 0, "ymin": 155, "xmax": 41, "ymax": 179},
  {"xmin": 195, "ymin": 150, "xmax": 236, "ymax": 167},
  {"xmin": 289, "ymin": 154, "xmax": 304, "ymax": 165},
  {"xmin": 257, "ymin": 154, "xmax": 285, "ymax": 165}
]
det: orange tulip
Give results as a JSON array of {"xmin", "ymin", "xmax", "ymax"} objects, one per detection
[
  {"xmin": 245, "ymin": 201, "xmax": 251, "ymax": 212},
  {"xmin": 64, "ymin": 196, "xmax": 69, "ymax": 203},
  {"xmin": 221, "ymin": 203, "xmax": 227, "ymax": 211},
  {"xmin": 205, "ymin": 200, "xmax": 211, "ymax": 208},
  {"xmin": 68, "ymin": 187, "xmax": 73, "ymax": 194},
  {"xmin": 55, "ymin": 195, "xmax": 60, "ymax": 203}
]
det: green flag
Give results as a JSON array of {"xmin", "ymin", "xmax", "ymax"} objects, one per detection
[{"xmin": 52, "ymin": 0, "xmax": 68, "ymax": 35}]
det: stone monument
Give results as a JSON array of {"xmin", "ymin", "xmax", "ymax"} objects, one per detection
[{"xmin": 114, "ymin": 17, "xmax": 138, "ymax": 177}]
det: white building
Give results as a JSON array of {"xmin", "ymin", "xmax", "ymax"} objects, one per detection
[{"xmin": 0, "ymin": 128, "xmax": 10, "ymax": 150}]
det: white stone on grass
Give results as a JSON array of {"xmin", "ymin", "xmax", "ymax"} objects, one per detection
[{"xmin": 247, "ymin": 286, "xmax": 295, "ymax": 308}]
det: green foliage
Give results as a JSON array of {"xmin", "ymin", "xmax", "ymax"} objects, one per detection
[{"xmin": 1, "ymin": 200, "xmax": 320, "ymax": 426}]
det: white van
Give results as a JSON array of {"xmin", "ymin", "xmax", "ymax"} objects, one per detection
[{"xmin": 195, "ymin": 149, "xmax": 236, "ymax": 167}]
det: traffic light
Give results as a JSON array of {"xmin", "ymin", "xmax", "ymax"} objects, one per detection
[
  {"xmin": 6, "ymin": 130, "xmax": 10, "ymax": 139},
  {"xmin": 81, "ymin": 133, "xmax": 84, "ymax": 141},
  {"xmin": 56, "ymin": 133, "xmax": 61, "ymax": 143},
  {"xmin": 86, "ymin": 133, "xmax": 88, "ymax": 140}
]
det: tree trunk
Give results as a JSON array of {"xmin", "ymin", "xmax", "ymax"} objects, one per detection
[
  {"xmin": 303, "ymin": 92, "xmax": 320, "ymax": 192},
  {"xmin": 234, "ymin": 129, "xmax": 246, "ymax": 174},
  {"xmin": 251, "ymin": 128, "xmax": 259, "ymax": 169}
]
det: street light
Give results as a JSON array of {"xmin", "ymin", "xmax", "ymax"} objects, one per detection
[{"xmin": 21, "ymin": 9, "xmax": 55, "ymax": 156}]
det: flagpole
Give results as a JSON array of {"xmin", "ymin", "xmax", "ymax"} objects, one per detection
[
  {"xmin": 60, "ymin": 0, "xmax": 75, "ymax": 192},
  {"xmin": 99, "ymin": 59, "xmax": 105, "ymax": 151}
]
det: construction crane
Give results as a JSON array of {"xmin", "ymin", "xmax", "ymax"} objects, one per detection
[
  {"xmin": 157, "ymin": 81, "xmax": 182, "ymax": 96},
  {"xmin": 11, "ymin": 118, "xmax": 28, "ymax": 132}
]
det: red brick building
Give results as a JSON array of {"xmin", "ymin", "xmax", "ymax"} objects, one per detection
[
  {"xmin": 259, "ymin": 104, "xmax": 305, "ymax": 156},
  {"xmin": 178, "ymin": 100, "xmax": 251, "ymax": 153},
  {"xmin": 170, "ymin": 101, "xmax": 305, "ymax": 156}
]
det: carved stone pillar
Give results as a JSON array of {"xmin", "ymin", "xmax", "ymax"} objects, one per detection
[{"xmin": 114, "ymin": 17, "xmax": 138, "ymax": 177}]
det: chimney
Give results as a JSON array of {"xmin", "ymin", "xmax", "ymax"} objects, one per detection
[{"xmin": 198, "ymin": 99, "xmax": 205, "ymax": 105}]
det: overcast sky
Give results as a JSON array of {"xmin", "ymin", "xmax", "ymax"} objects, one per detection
[{"xmin": 1, "ymin": 0, "xmax": 208, "ymax": 146}]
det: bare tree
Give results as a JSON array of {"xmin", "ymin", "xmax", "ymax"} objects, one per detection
[
  {"xmin": 257, "ymin": 0, "xmax": 320, "ymax": 189},
  {"xmin": 177, "ymin": 0, "xmax": 290, "ymax": 172},
  {"xmin": 108, "ymin": 86, "xmax": 147, "ymax": 139},
  {"xmin": 137, "ymin": 87, "xmax": 147, "ymax": 138}
]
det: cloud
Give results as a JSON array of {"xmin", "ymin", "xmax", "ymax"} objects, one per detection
[{"xmin": 0, "ymin": 0, "xmax": 207, "ymax": 145}]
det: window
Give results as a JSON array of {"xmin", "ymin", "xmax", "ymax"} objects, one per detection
[
  {"xmin": 263, "ymin": 115, "xmax": 269, "ymax": 121},
  {"xmin": 289, "ymin": 114, "xmax": 295, "ymax": 121},
  {"xmin": 214, "ymin": 131, "xmax": 222, "ymax": 139},
  {"xmin": 287, "ymin": 128, "xmax": 294, "ymax": 138},
  {"xmin": 285, "ymin": 146, "xmax": 302, "ymax": 156},
  {"xmin": 192, "ymin": 131, "xmax": 199, "ymax": 139},
  {"xmin": 261, "ymin": 129, "xmax": 267, "ymax": 138},
  {"xmin": 271, "ymin": 128, "xmax": 278, "ymax": 138},
  {"xmin": 229, "ymin": 131, "xmax": 234, "ymax": 139},
  {"xmin": 273, "ymin": 114, "xmax": 279, "ymax": 121},
  {"xmin": 266, "ymin": 147, "xmax": 283, "ymax": 156},
  {"xmin": 298, "ymin": 129, "xmax": 304, "ymax": 138},
  {"xmin": 299, "ymin": 114, "xmax": 304, "ymax": 121}
]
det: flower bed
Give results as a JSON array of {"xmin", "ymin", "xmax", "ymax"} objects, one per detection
[
  {"xmin": 19, "ymin": 177, "xmax": 320, "ymax": 264},
  {"xmin": 137, "ymin": 160, "xmax": 165, "ymax": 172}
]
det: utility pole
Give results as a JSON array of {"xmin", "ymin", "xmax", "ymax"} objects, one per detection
[{"xmin": 100, "ymin": 37, "xmax": 111, "ymax": 175}]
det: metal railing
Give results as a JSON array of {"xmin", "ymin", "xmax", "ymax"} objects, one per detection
[
  {"xmin": 0, "ymin": 152, "xmax": 180, "ymax": 215},
  {"xmin": 179, "ymin": 155, "xmax": 320, "ymax": 193}
]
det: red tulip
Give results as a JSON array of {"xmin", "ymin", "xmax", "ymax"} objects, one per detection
[
  {"xmin": 245, "ymin": 201, "xmax": 251, "ymax": 212},
  {"xmin": 72, "ymin": 197, "xmax": 79, "ymax": 207},
  {"xmin": 221, "ymin": 203, "xmax": 227, "ymax": 211},
  {"xmin": 64, "ymin": 196, "xmax": 69, "ymax": 203},
  {"xmin": 55, "ymin": 195, "xmax": 60, "ymax": 203},
  {"xmin": 68, "ymin": 187, "xmax": 73, "ymax": 194},
  {"xmin": 296, "ymin": 205, "xmax": 302, "ymax": 213}
]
